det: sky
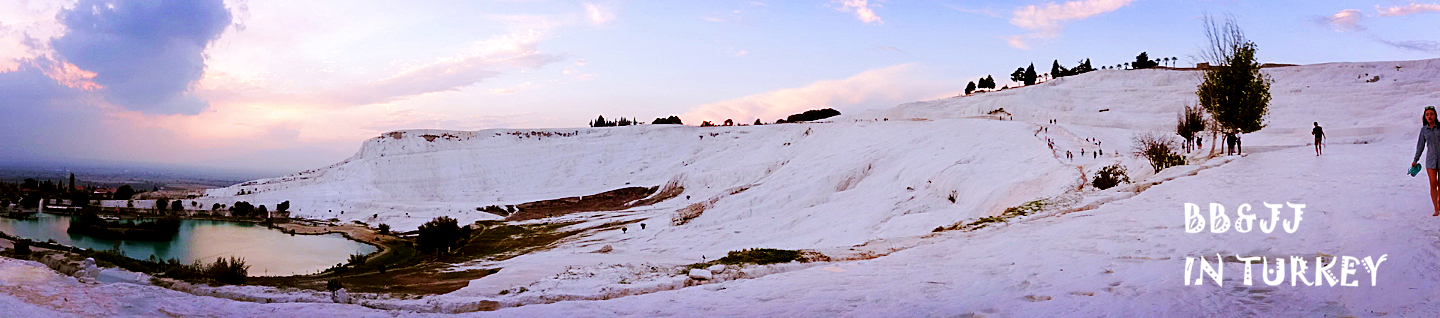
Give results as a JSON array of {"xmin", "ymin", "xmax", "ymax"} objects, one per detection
[{"xmin": 0, "ymin": 0, "xmax": 1437, "ymax": 175}]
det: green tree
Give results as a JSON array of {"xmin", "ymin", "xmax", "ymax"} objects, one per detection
[
  {"xmin": 276, "ymin": 201, "xmax": 290, "ymax": 212},
  {"xmin": 156, "ymin": 199, "xmax": 169, "ymax": 212},
  {"xmin": 113, "ymin": 185, "xmax": 135, "ymax": 200},
  {"xmin": 1024, "ymin": 63, "xmax": 1037, "ymax": 85},
  {"xmin": 416, "ymin": 216, "xmax": 464, "ymax": 255},
  {"xmin": 1010, "ymin": 67, "xmax": 1025, "ymax": 83},
  {"xmin": 1076, "ymin": 59, "xmax": 1094, "ymax": 74},
  {"xmin": 1176, "ymin": 103, "xmax": 1207, "ymax": 152},
  {"xmin": 1196, "ymin": 15, "xmax": 1272, "ymax": 137},
  {"xmin": 965, "ymin": 81, "xmax": 976, "ymax": 95},
  {"xmin": 170, "ymin": 200, "xmax": 184, "ymax": 212},
  {"xmin": 1051, "ymin": 60, "xmax": 1066, "ymax": 78}
]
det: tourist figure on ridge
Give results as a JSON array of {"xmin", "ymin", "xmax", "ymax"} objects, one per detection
[
  {"xmin": 1412, "ymin": 106, "xmax": 1440, "ymax": 217},
  {"xmin": 1313, "ymin": 122, "xmax": 1326, "ymax": 156}
]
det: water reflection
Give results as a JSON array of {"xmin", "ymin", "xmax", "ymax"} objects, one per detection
[{"xmin": 0, "ymin": 213, "xmax": 375, "ymax": 276}]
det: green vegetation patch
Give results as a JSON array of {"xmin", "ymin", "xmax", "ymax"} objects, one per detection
[
  {"xmin": 939, "ymin": 198, "xmax": 1051, "ymax": 232},
  {"xmin": 688, "ymin": 248, "xmax": 826, "ymax": 269}
]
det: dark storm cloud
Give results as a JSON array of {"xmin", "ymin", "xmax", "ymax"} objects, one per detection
[
  {"xmin": 0, "ymin": 58, "xmax": 103, "ymax": 160},
  {"xmin": 50, "ymin": 0, "xmax": 232, "ymax": 115}
]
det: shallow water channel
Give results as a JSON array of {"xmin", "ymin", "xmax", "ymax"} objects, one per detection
[{"xmin": 0, "ymin": 213, "xmax": 375, "ymax": 276}]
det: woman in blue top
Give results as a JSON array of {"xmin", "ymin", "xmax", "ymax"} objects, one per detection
[{"xmin": 1412, "ymin": 106, "xmax": 1440, "ymax": 216}]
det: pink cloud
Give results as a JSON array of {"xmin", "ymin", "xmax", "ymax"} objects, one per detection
[
  {"xmin": 681, "ymin": 64, "xmax": 956, "ymax": 124},
  {"xmin": 1006, "ymin": 0, "xmax": 1135, "ymax": 49},
  {"xmin": 1321, "ymin": 9, "xmax": 1365, "ymax": 32},
  {"xmin": 1376, "ymin": 3, "xmax": 1440, "ymax": 16},
  {"xmin": 834, "ymin": 0, "xmax": 882, "ymax": 24}
]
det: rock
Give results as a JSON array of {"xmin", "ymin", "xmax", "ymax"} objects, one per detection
[
  {"xmin": 331, "ymin": 288, "xmax": 351, "ymax": 304},
  {"xmin": 592, "ymin": 245, "xmax": 613, "ymax": 253},
  {"xmin": 706, "ymin": 264, "xmax": 726, "ymax": 273},
  {"xmin": 687, "ymin": 268, "xmax": 712, "ymax": 280}
]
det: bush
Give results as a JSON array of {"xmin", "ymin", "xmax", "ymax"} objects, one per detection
[
  {"xmin": 715, "ymin": 248, "xmax": 802, "ymax": 265},
  {"xmin": 327, "ymin": 279, "xmax": 344, "ymax": 291},
  {"xmin": 1132, "ymin": 132, "xmax": 1187, "ymax": 173},
  {"xmin": 478, "ymin": 205, "xmax": 508, "ymax": 217},
  {"xmin": 113, "ymin": 185, "xmax": 135, "ymax": 200},
  {"xmin": 205, "ymin": 256, "xmax": 250, "ymax": 285},
  {"xmin": 13, "ymin": 239, "xmax": 30, "ymax": 254},
  {"xmin": 783, "ymin": 108, "xmax": 841, "ymax": 123},
  {"xmin": 1092, "ymin": 164, "xmax": 1132, "ymax": 190},
  {"xmin": 416, "ymin": 216, "xmax": 468, "ymax": 255},
  {"xmin": 347, "ymin": 253, "xmax": 367, "ymax": 267},
  {"xmin": 651, "ymin": 116, "xmax": 683, "ymax": 125},
  {"xmin": 1176, "ymin": 103, "xmax": 1207, "ymax": 152},
  {"xmin": 377, "ymin": 223, "xmax": 390, "ymax": 235}
]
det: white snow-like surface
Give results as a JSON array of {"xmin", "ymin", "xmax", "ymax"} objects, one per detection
[{"xmin": 5, "ymin": 58, "xmax": 1440, "ymax": 316}]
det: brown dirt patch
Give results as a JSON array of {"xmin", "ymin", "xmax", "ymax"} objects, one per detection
[{"xmin": 505, "ymin": 183, "xmax": 682, "ymax": 221}]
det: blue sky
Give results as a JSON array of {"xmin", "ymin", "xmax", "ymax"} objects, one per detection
[{"xmin": 1, "ymin": 0, "xmax": 1437, "ymax": 174}]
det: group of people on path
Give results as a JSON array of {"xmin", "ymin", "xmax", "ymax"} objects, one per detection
[{"xmin": 1041, "ymin": 119, "xmax": 1104, "ymax": 162}]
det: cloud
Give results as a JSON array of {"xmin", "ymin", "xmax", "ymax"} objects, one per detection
[
  {"xmin": 681, "ymin": 64, "xmax": 956, "ymax": 123},
  {"xmin": 1375, "ymin": 37, "xmax": 1440, "ymax": 52},
  {"xmin": 1004, "ymin": 35, "xmax": 1031, "ymax": 50},
  {"xmin": 363, "ymin": 109, "xmax": 530, "ymax": 132},
  {"xmin": 834, "ymin": 0, "xmax": 882, "ymax": 24},
  {"xmin": 872, "ymin": 45, "xmax": 905, "ymax": 53},
  {"xmin": 1317, "ymin": 6, "xmax": 1440, "ymax": 53},
  {"xmin": 50, "ymin": 0, "xmax": 233, "ymax": 115},
  {"xmin": 1318, "ymin": 9, "xmax": 1365, "ymax": 32},
  {"xmin": 945, "ymin": 4, "xmax": 999, "ymax": 18},
  {"xmin": 584, "ymin": 3, "xmax": 614, "ymax": 25},
  {"xmin": 1006, "ymin": 0, "xmax": 1134, "ymax": 49},
  {"xmin": 336, "ymin": 30, "xmax": 563, "ymax": 105},
  {"xmin": 1376, "ymin": 3, "xmax": 1440, "ymax": 16}
]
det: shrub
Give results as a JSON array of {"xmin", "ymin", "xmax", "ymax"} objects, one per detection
[
  {"xmin": 1176, "ymin": 103, "xmax": 1207, "ymax": 152},
  {"xmin": 1132, "ymin": 132, "xmax": 1187, "ymax": 173},
  {"xmin": 1092, "ymin": 164, "xmax": 1132, "ymax": 190},
  {"xmin": 715, "ymin": 248, "xmax": 802, "ymax": 265},
  {"xmin": 416, "ymin": 216, "xmax": 468, "ymax": 255},
  {"xmin": 478, "ymin": 205, "xmax": 508, "ymax": 217},
  {"xmin": 347, "ymin": 253, "xmax": 367, "ymax": 267},
  {"xmin": 651, "ymin": 116, "xmax": 683, "ymax": 125},
  {"xmin": 13, "ymin": 239, "xmax": 30, "ymax": 254},
  {"xmin": 327, "ymin": 279, "xmax": 344, "ymax": 291},
  {"xmin": 377, "ymin": 223, "xmax": 390, "ymax": 235},
  {"xmin": 783, "ymin": 108, "xmax": 841, "ymax": 123},
  {"xmin": 113, "ymin": 185, "xmax": 135, "ymax": 200},
  {"xmin": 203, "ymin": 256, "xmax": 249, "ymax": 285}
]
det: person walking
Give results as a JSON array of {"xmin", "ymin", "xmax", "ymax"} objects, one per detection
[
  {"xmin": 1412, "ymin": 106, "xmax": 1440, "ymax": 216},
  {"xmin": 1224, "ymin": 132, "xmax": 1236, "ymax": 155},
  {"xmin": 1312, "ymin": 122, "xmax": 1326, "ymax": 156}
]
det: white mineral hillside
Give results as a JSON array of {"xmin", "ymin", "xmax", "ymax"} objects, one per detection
[{"xmin": 59, "ymin": 58, "xmax": 1431, "ymax": 315}]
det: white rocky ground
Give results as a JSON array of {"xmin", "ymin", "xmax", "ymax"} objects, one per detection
[{"xmin": 3, "ymin": 58, "xmax": 1438, "ymax": 316}]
